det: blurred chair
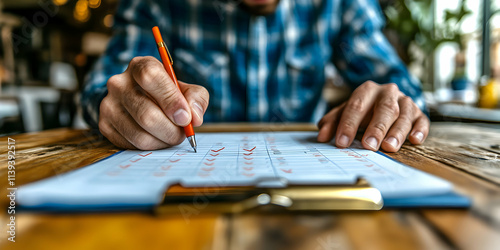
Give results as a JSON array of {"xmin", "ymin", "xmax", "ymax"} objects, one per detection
[
  {"xmin": 0, "ymin": 96, "xmax": 24, "ymax": 135},
  {"xmin": 40, "ymin": 62, "xmax": 78, "ymax": 129}
]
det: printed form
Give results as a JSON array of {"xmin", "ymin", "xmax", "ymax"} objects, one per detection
[{"xmin": 18, "ymin": 132, "xmax": 452, "ymax": 208}]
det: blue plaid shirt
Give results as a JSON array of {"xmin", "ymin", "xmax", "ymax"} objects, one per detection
[{"xmin": 82, "ymin": 0, "xmax": 425, "ymax": 128}]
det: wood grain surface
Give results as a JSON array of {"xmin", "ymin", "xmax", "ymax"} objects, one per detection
[{"xmin": 0, "ymin": 123, "xmax": 499, "ymax": 250}]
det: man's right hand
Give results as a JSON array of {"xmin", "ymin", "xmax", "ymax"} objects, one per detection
[{"xmin": 99, "ymin": 56, "xmax": 209, "ymax": 150}]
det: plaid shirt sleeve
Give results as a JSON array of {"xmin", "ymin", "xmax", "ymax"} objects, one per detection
[{"xmin": 332, "ymin": 0, "xmax": 426, "ymax": 111}]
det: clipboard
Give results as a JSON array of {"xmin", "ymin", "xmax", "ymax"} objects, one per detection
[{"xmin": 155, "ymin": 179, "xmax": 383, "ymax": 214}]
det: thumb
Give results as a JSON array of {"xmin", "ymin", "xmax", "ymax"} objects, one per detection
[
  {"xmin": 179, "ymin": 81, "xmax": 210, "ymax": 127},
  {"xmin": 128, "ymin": 56, "xmax": 192, "ymax": 126}
]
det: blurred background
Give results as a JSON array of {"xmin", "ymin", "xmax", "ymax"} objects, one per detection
[{"xmin": 0, "ymin": 0, "xmax": 499, "ymax": 136}]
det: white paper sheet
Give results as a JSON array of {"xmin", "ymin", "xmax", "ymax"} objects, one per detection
[{"xmin": 18, "ymin": 132, "xmax": 453, "ymax": 208}]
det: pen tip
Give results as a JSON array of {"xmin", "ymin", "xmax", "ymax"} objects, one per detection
[{"xmin": 194, "ymin": 147, "xmax": 197, "ymax": 153}]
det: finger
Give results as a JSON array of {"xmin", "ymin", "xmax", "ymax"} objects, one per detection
[
  {"xmin": 121, "ymin": 83, "xmax": 185, "ymax": 145},
  {"xmin": 335, "ymin": 81, "xmax": 379, "ymax": 148},
  {"xmin": 179, "ymin": 81, "xmax": 210, "ymax": 127},
  {"xmin": 317, "ymin": 103, "xmax": 345, "ymax": 143},
  {"xmin": 409, "ymin": 115, "xmax": 430, "ymax": 145},
  {"xmin": 128, "ymin": 56, "xmax": 192, "ymax": 127},
  {"xmin": 98, "ymin": 119, "xmax": 136, "ymax": 149},
  {"xmin": 361, "ymin": 84, "xmax": 401, "ymax": 151},
  {"xmin": 112, "ymin": 103, "xmax": 174, "ymax": 150},
  {"xmin": 380, "ymin": 96, "xmax": 417, "ymax": 152}
]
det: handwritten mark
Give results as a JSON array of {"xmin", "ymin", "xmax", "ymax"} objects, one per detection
[
  {"xmin": 206, "ymin": 158, "xmax": 216, "ymax": 162},
  {"xmin": 280, "ymin": 168, "xmax": 292, "ymax": 174},
  {"xmin": 243, "ymin": 157, "xmax": 253, "ymax": 160},
  {"xmin": 198, "ymin": 172, "xmax": 210, "ymax": 178},
  {"xmin": 242, "ymin": 172, "xmax": 255, "ymax": 177},
  {"xmin": 130, "ymin": 158, "xmax": 141, "ymax": 163},
  {"xmin": 138, "ymin": 152, "xmax": 152, "ymax": 157},
  {"xmin": 244, "ymin": 161, "xmax": 254, "ymax": 165},
  {"xmin": 365, "ymin": 164, "xmax": 374, "ymax": 167},
  {"xmin": 169, "ymin": 159, "xmax": 181, "ymax": 163},
  {"xmin": 243, "ymin": 167, "xmax": 254, "ymax": 171},
  {"xmin": 243, "ymin": 146, "xmax": 256, "ymax": 152},
  {"xmin": 210, "ymin": 153, "xmax": 219, "ymax": 157},
  {"xmin": 211, "ymin": 147, "xmax": 225, "ymax": 152},
  {"xmin": 202, "ymin": 167, "xmax": 215, "ymax": 171},
  {"xmin": 203, "ymin": 162, "xmax": 215, "ymax": 166},
  {"xmin": 161, "ymin": 165, "xmax": 172, "ymax": 170},
  {"xmin": 356, "ymin": 159, "xmax": 368, "ymax": 162},
  {"xmin": 176, "ymin": 153, "xmax": 186, "ymax": 156},
  {"xmin": 243, "ymin": 152, "xmax": 253, "ymax": 156},
  {"xmin": 119, "ymin": 164, "xmax": 130, "ymax": 169}
]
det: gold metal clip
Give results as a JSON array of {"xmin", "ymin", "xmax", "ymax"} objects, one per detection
[{"xmin": 157, "ymin": 41, "xmax": 173, "ymax": 65}]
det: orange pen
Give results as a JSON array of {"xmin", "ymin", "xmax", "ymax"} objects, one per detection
[{"xmin": 152, "ymin": 26, "xmax": 197, "ymax": 153}]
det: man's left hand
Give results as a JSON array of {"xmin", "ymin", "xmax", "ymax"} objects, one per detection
[{"xmin": 317, "ymin": 81, "xmax": 429, "ymax": 152}]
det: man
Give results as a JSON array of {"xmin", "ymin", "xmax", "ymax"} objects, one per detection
[{"xmin": 82, "ymin": 0, "xmax": 429, "ymax": 152}]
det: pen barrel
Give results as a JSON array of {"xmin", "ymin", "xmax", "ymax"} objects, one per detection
[{"xmin": 184, "ymin": 125, "xmax": 195, "ymax": 137}]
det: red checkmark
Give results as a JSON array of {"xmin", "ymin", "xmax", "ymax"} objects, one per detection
[
  {"xmin": 202, "ymin": 167, "xmax": 215, "ymax": 171},
  {"xmin": 280, "ymin": 168, "xmax": 292, "ymax": 173},
  {"xmin": 243, "ymin": 152, "xmax": 253, "ymax": 156},
  {"xmin": 210, "ymin": 153, "xmax": 219, "ymax": 157},
  {"xmin": 365, "ymin": 164, "xmax": 374, "ymax": 167},
  {"xmin": 161, "ymin": 165, "xmax": 172, "ymax": 170},
  {"xmin": 119, "ymin": 164, "xmax": 130, "ymax": 169},
  {"xmin": 176, "ymin": 153, "xmax": 186, "ymax": 156},
  {"xmin": 206, "ymin": 158, "xmax": 216, "ymax": 161},
  {"xmin": 243, "ymin": 167, "xmax": 253, "ymax": 171},
  {"xmin": 211, "ymin": 147, "xmax": 225, "ymax": 152},
  {"xmin": 130, "ymin": 158, "xmax": 141, "ymax": 163},
  {"xmin": 169, "ymin": 159, "xmax": 181, "ymax": 163},
  {"xmin": 138, "ymin": 152, "xmax": 152, "ymax": 157},
  {"xmin": 244, "ymin": 161, "xmax": 253, "ymax": 165},
  {"xmin": 242, "ymin": 172, "xmax": 255, "ymax": 177},
  {"xmin": 352, "ymin": 155, "xmax": 362, "ymax": 158},
  {"xmin": 243, "ymin": 157, "xmax": 253, "ymax": 160},
  {"xmin": 204, "ymin": 162, "xmax": 214, "ymax": 166},
  {"xmin": 356, "ymin": 159, "xmax": 368, "ymax": 162},
  {"xmin": 243, "ymin": 146, "xmax": 256, "ymax": 152},
  {"xmin": 153, "ymin": 172, "xmax": 165, "ymax": 177}
]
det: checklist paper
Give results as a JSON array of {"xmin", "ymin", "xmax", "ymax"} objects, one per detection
[{"xmin": 18, "ymin": 132, "xmax": 455, "ymax": 209}]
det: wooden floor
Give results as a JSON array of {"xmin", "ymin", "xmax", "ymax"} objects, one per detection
[{"xmin": 0, "ymin": 122, "xmax": 499, "ymax": 250}]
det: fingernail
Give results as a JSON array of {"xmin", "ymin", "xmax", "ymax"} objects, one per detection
[
  {"xmin": 413, "ymin": 131, "xmax": 424, "ymax": 142},
  {"xmin": 365, "ymin": 137, "xmax": 379, "ymax": 150},
  {"xmin": 337, "ymin": 135, "xmax": 349, "ymax": 147},
  {"xmin": 192, "ymin": 102, "xmax": 203, "ymax": 119},
  {"xmin": 385, "ymin": 137, "xmax": 399, "ymax": 149},
  {"xmin": 173, "ymin": 109, "xmax": 190, "ymax": 126}
]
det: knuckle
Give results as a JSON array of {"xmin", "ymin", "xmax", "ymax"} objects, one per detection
[
  {"xmin": 378, "ymin": 99, "xmax": 400, "ymax": 116},
  {"xmin": 363, "ymin": 80, "xmax": 377, "ymax": 88},
  {"xmin": 137, "ymin": 110, "xmax": 158, "ymax": 130},
  {"xmin": 347, "ymin": 97, "xmax": 365, "ymax": 113},
  {"xmin": 340, "ymin": 119, "xmax": 358, "ymax": 134},
  {"xmin": 134, "ymin": 135, "xmax": 154, "ymax": 150},
  {"xmin": 385, "ymin": 83, "xmax": 400, "ymax": 92},
  {"xmin": 106, "ymin": 75, "xmax": 123, "ymax": 92},
  {"xmin": 129, "ymin": 56, "xmax": 143, "ymax": 67},
  {"xmin": 99, "ymin": 97, "xmax": 112, "ymax": 115},
  {"xmin": 372, "ymin": 122, "xmax": 388, "ymax": 135},
  {"xmin": 98, "ymin": 120, "xmax": 111, "ymax": 136}
]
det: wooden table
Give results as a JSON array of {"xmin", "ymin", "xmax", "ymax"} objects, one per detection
[{"xmin": 1, "ymin": 122, "xmax": 499, "ymax": 250}]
